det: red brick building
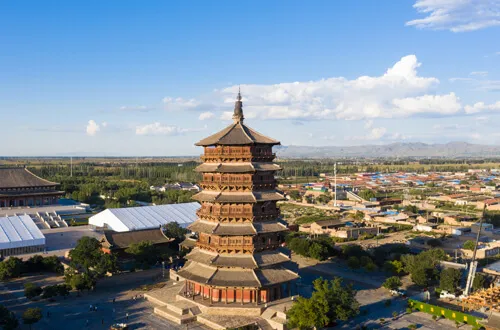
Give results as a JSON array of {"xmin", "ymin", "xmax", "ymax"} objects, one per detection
[
  {"xmin": 178, "ymin": 92, "xmax": 298, "ymax": 305},
  {"xmin": 0, "ymin": 168, "xmax": 64, "ymax": 208}
]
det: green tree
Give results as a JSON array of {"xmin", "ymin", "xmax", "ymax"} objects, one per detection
[
  {"xmin": 383, "ymin": 276, "xmax": 402, "ymax": 290},
  {"xmin": 288, "ymin": 190, "xmax": 301, "ymax": 201},
  {"xmin": 68, "ymin": 236, "xmax": 116, "ymax": 279},
  {"xmin": 22, "ymin": 308, "xmax": 42, "ymax": 330},
  {"xmin": 0, "ymin": 257, "xmax": 24, "ymax": 281},
  {"xmin": 383, "ymin": 260, "xmax": 405, "ymax": 275},
  {"xmin": 24, "ymin": 283, "xmax": 43, "ymax": 300},
  {"xmin": 426, "ymin": 238, "xmax": 442, "ymax": 247},
  {"xmin": 401, "ymin": 249, "xmax": 447, "ymax": 287},
  {"xmin": 439, "ymin": 268, "xmax": 462, "ymax": 293},
  {"xmin": 358, "ymin": 189, "xmax": 376, "ymax": 201},
  {"xmin": 0, "ymin": 305, "xmax": 19, "ymax": 330},
  {"xmin": 125, "ymin": 240, "xmax": 158, "ymax": 266},
  {"xmin": 347, "ymin": 256, "xmax": 360, "ymax": 269},
  {"xmin": 287, "ymin": 278, "xmax": 359, "ymax": 329},
  {"xmin": 164, "ymin": 222, "xmax": 188, "ymax": 241},
  {"xmin": 472, "ymin": 273, "xmax": 487, "ymax": 291},
  {"xmin": 41, "ymin": 285, "xmax": 59, "ymax": 299},
  {"xmin": 463, "ymin": 240, "xmax": 476, "ymax": 251},
  {"xmin": 56, "ymin": 284, "xmax": 71, "ymax": 297}
]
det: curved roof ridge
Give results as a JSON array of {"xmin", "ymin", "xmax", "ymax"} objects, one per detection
[{"xmin": 24, "ymin": 168, "xmax": 59, "ymax": 185}]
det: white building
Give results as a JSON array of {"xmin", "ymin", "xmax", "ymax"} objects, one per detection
[
  {"xmin": 0, "ymin": 215, "xmax": 46, "ymax": 257},
  {"xmin": 89, "ymin": 202, "xmax": 199, "ymax": 232}
]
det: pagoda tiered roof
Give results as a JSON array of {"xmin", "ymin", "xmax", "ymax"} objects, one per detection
[
  {"xmin": 188, "ymin": 220, "xmax": 288, "ymax": 235},
  {"xmin": 195, "ymin": 121, "xmax": 280, "ymax": 146},
  {"xmin": 186, "ymin": 247, "xmax": 292, "ymax": 269},
  {"xmin": 195, "ymin": 162, "xmax": 281, "ymax": 173},
  {"xmin": 192, "ymin": 191, "xmax": 285, "ymax": 203}
]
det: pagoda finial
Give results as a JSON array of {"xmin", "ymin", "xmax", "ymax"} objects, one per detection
[{"xmin": 233, "ymin": 87, "xmax": 244, "ymax": 123}]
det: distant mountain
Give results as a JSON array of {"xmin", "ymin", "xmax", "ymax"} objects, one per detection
[{"xmin": 275, "ymin": 142, "xmax": 500, "ymax": 159}]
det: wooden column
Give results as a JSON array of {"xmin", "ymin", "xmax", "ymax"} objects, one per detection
[
  {"xmin": 210, "ymin": 287, "xmax": 212, "ymax": 304},
  {"xmin": 241, "ymin": 287, "xmax": 244, "ymax": 305},
  {"xmin": 225, "ymin": 288, "xmax": 228, "ymax": 304}
]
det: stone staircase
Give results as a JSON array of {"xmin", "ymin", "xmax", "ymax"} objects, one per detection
[{"xmin": 153, "ymin": 300, "xmax": 201, "ymax": 325}]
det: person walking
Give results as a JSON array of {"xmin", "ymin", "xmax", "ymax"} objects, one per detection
[
  {"xmin": 101, "ymin": 318, "xmax": 104, "ymax": 325},
  {"xmin": 89, "ymin": 305, "xmax": 93, "ymax": 312},
  {"xmin": 126, "ymin": 312, "xmax": 129, "ymax": 321}
]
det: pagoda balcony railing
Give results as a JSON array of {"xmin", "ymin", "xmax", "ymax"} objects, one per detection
[
  {"xmin": 196, "ymin": 209, "xmax": 280, "ymax": 219},
  {"xmin": 197, "ymin": 242, "xmax": 255, "ymax": 251},
  {"xmin": 200, "ymin": 153, "xmax": 276, "ymax": 161},
  {"xmin": 199, "ymin": 180, "xmax": 277, "ymax": 189}
]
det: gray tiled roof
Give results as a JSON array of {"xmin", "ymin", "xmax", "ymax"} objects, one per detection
[
  {"xmin": 0, "ymin": 168, "xmax": 58, "ymax": 189},
  {"xmin": 195, "ymin": 122, "xmax": 280, "ymax": 146},
  {"xmin": 208, "ymin": 268, "xmax": 260, "ymax": 287},
  {"xmin": 192, "ymin": 191, "xmax": 284, "ymax": 203}
]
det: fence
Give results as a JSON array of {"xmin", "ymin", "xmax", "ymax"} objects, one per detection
[{"xmin": 408, "ymin": 299, "xmax": 484, "ymax": 329}]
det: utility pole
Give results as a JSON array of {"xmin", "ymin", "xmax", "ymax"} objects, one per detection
[
  {"xmin": 334, "ymin": 162, "xmax": 337, "ymax": 207},
  {"xmin": 464, "ymin": 204, "xmax": 487, "ymax": 296},
  {"xmin": 70, "ymin": 156, "xmax": 73, "ymax": 177}
]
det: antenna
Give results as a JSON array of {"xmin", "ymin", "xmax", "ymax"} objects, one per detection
[
  {"xmin": 334, "ymin": 162, "xmax": 337, "ymax": 207},
  {"xmin": 70, "ymin": 157, "xmax": 73, "ymax": 177}
]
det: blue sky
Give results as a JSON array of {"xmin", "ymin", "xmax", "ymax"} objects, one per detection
[{"xmin": 1, "ymin": 0, "xmax": 499, "ymax": 156}]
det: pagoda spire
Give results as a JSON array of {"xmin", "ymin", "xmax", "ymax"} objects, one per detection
[{"xmin": 232, "ymin": 86, "xmax": 244, "ymax": 123}]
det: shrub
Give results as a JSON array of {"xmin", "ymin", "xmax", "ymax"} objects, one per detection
[
  {"xmin": 406, "ymin": 307, "xmax": 412, "ymax": 314},
  {"xmin": 41, "ymin": 285, "xmax": 59, "ymax": 299},
  {"xmin": 347, "ymin": 256, "xmax": 360, "ymax": 269},
  {"xmin": 383, "ymin": 276, "xmax": 402, "ymax": 290},
  {"xmin": 24, "ymin": 283, "xmax": 42, "ymax": 300}
]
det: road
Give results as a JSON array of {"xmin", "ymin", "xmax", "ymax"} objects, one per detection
[{"xmin": 1, "ymin": 275, "xmax": 209, "ymax": 330}]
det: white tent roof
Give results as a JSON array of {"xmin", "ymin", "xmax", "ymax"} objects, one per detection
[
  {"xmin": 89, "ymin": 202, "xmax": 200, "ymax": 232},
  {"xmin": 0, "ymin": 215, "xmax": 46, "ymax": 250}
]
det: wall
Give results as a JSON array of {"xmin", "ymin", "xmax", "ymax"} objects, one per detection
[{"xmin": 96, "ymin": 268, "xmax": 163, "ymax": 289}]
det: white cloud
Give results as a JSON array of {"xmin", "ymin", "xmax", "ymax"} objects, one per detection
[
  {"xmin": 162, "ymin": 97, "xmax": 212, "ymax": 112},
  {"xmin": 470, "ymin": 71, "xmax": 488, "ymax": 77},
  {"xmin": 364, "ymin": 120, "xmax": 374, "ymax": 129},
  {"xmin": 86, "ymin": 120, "xmax": 100, "ymax": 136},
  {"xmin": 432, "ymin": 123, "xmax": 467, "ymax": 130},
  {"xmin": 347, "ymin": 126, "xmax": 387, "ymax": 141},
  {"xmin": 164, "ymin": 54, "xmax": 496, "ymax": 121},
  {"xmin": 102, "ymin": 122, "xmax": 108, "ymax": 128},
  {"xmin": 120, "ymin": 106, "xmax": 154, "ymax": 112},
  {"xmin": 406, "ymin": 0, "xmax": 500, "ymax": 32},
  {"xmin": 217, "ymin": 55, "xmax": 446, "ymax": 121},
  {"xmin": 391, "ymin": 93, "xmax": 462, "ymax": 116},
  {"xmin": 464, "ymin": 101, "xmax": 500, "ymax": 114},
  {"xmin": 198, "ymin": 112, "xmax": 215, "ymax": 120},
  {"xmin": 135, "ymin": 123, "xmax": 205, "ymax": 136}
]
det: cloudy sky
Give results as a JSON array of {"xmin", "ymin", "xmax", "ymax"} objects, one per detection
[{"xmin": 1, "ymin": 0, "xmax": 500, "ymax": 156}]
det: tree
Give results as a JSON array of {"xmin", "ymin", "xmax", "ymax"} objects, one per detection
[
  {"xmin": 41, "ymin": 285, "xmax": 59, "ymax": 299},
  {"xmin": 472, "ymin": 273, "xmax": 487, "ymax": 291},
  {"xmin": 24, "ymin": 283, "xmax": 43, "ymax": 300},
  {"xmin": 347, "ymin": 256, "xmax": 360, "ymax": 269},
  {"xmin": 463, "ymin": 240, "xmax": 476, "ymax": 251},
  {"xmin": 358, "ymin": 189, "xmax": 376, "ymax": 201},
  {"xmin": 427, "ymin": 238, "xmax": 442, "ymax": 247},
  {"xmin": 383, "ymin": 260, "xmax": 405, "ymax": 275},
  {"xmin": 67, "ymin": 273, "xmax": 93, "ymax": 293},
  {"xmin": 164, "ymin": 222, "xmax": 188, "ymax": 241},
  {"xmin": 56, "ymin": 284, "xmax": 71, "ymax": 297},
  {"xmin": 0, "ymin": 305, "xmax": 19, "ymax": 330},
  {"xmin": 383, "ymin": 276, "xmax": 402, "ymax": 290},
  {"xmin": 439, "ymin": 268, "xmax": 462, "ymax": 293},
  {"xmin": 22, "ymin": 308, "xmax": 42, "ymax": 330},
  {"xmin": 68, "ymin": 236, "xmax": 116, "ymax": 283},
  {"xmin": 288, "ymin": 190, "xmax": 301, "ymax": 201},
  {"xmin": 401, "ymin": 249, "xmax": 447, "ymax": 287},
  {"xmin": 287, "ymin": 277, "xmax": 359, "ymax": 329},
  {"xmin": 0, "ymin": 257, "xmax": 24, "ymax": 281},
  {"xmin": 125, "ymin": 240, "xmax": 158, "ymax": 266}
]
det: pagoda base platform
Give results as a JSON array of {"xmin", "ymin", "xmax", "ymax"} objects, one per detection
[{"xmin": 145, "ymin": 280, "xmax": 295, "ymax": 330}]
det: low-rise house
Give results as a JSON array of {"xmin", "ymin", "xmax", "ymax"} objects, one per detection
[
  {"xmin": 299, "ymin": 219, "xmax": 379, "ymax": 239},
  {"xmin": 100, "ymin": 228, "xmax": 173, "ymax": 256}
]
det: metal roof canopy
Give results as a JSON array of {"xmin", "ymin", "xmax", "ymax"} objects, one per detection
[
  {"xmin": 89, "ymin": 202, "xmax": 200, "ymax": 232},
  {"xmin": 0, "ymin": 215, "xmax": 46, "ymax": 250}
]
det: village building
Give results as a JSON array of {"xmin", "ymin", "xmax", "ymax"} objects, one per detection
[
  {"xmin": 100, "ymin": 227, "xmax": 173, "ymax": 256},
  {"xmin": 177, "ymin": 91, "xmax": 299, "ymax": 305},
  {"xmin": 299, "ymin": 219, "xmax": 379, "ymax": 239},
  {"xmin": 0, "ymin": 167, "xmax": 64, "ymax": 208}
]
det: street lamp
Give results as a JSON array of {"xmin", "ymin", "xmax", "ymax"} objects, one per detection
[{"xmin": 162, "ymin": 261, "xmax": 165, "ymax": 279}]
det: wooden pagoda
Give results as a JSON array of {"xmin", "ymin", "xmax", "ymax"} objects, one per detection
[{"xmin": 178, "ymin": 91, "xmax": 299, "ymax": 305}]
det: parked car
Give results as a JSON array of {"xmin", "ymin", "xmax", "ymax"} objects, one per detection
[
  {"xmin": 390, "ymin": 289, "xmax": 407, "ymax": 297},
  {"xmin": 439, "ymin": 290, "xmax": 457, "ymax": 299}
]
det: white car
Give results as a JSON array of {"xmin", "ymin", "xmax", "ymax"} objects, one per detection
[
  {"xmin": 439, "ymin": 290, "xmax": 457, "ymax": 299},
  {"xmin": 390, "ymin": 289, "xmax": 407, "ymax": 296}
]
